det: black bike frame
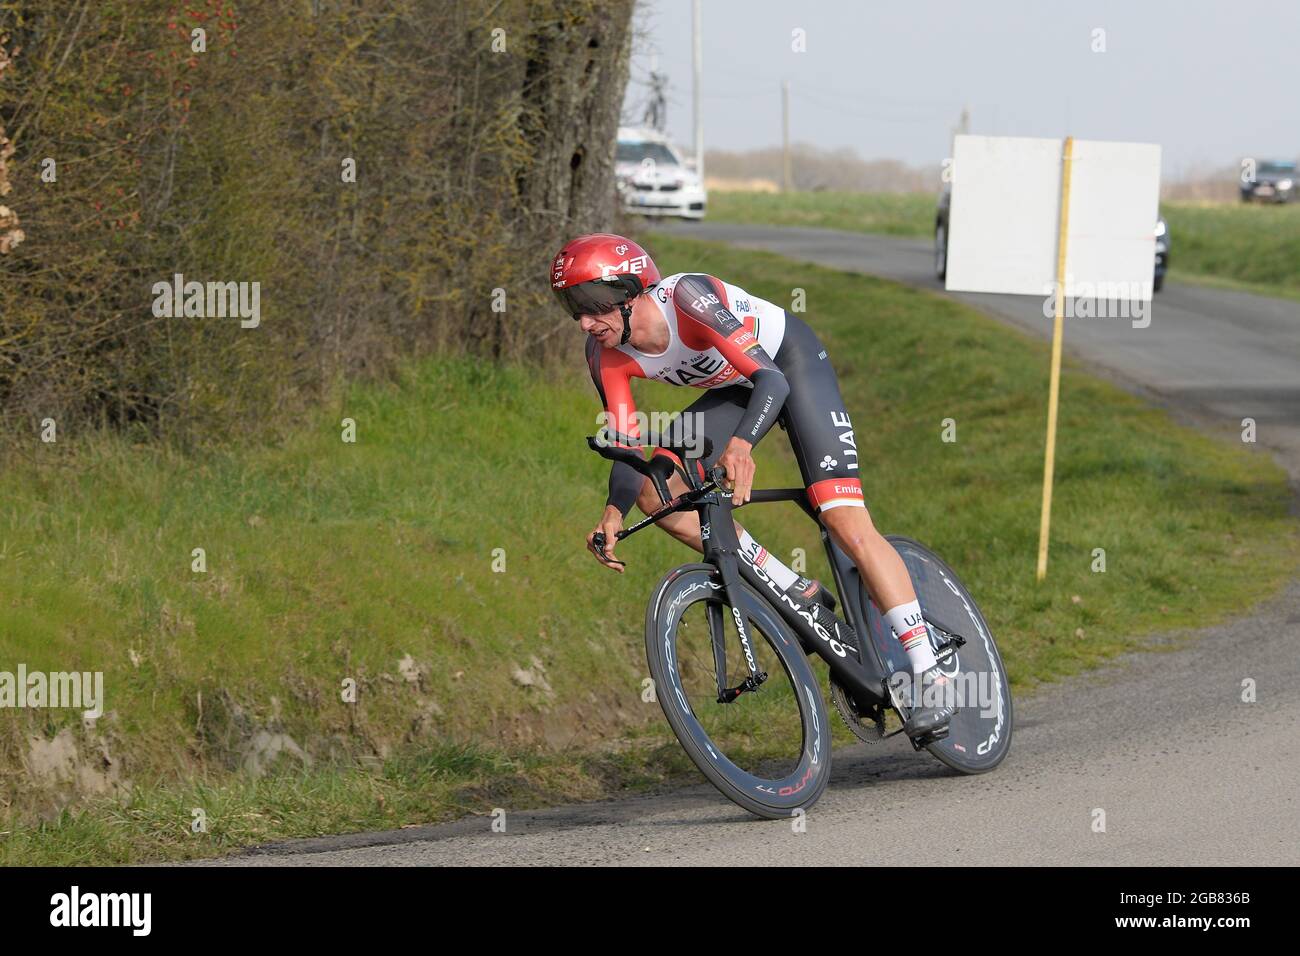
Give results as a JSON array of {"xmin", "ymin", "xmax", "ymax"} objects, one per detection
[
  {"xmin": 698, "ymin": 485, "xmax": 893, "ymax": 711},
  {"xmin": 586, "ymin": 433, "xmax": 893, "ymax": 710}
]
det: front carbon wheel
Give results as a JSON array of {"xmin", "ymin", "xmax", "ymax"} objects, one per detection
[{"xmin": 645, "ymin": 564, "xmax": 832, "ymax": 819}]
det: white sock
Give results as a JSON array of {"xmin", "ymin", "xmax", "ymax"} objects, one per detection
[
  {"xmin": 736, "ymin": 527, "xmax": 799, "ymax": 591},
  {"xmin": 884, "ymin": 600, "xmax": 937, "ymax": 674}
]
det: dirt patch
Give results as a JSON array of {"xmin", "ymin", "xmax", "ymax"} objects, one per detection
[
  {"xmin": 24, "ymin": 726, "xmax": 128, "ymax": 815},
  {"xmin": 242, "ymin": 730, "xmax": 310, "ymax": 777}
]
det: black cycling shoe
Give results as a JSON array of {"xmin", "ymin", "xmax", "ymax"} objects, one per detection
[
  {"xmin": 902, "ymin": 665, "xmax": 956, "ymax": 742},
  {"xmin": 788, "ymin": 576, "xmax": 836, "ymax": 612}
]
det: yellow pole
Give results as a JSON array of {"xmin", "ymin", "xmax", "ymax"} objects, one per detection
[{"xmin": 1036, "ymin": 136, "xmax": 1074, "ymax": 581}]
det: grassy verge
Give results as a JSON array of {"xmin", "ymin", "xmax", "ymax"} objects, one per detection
[
  {"xmin": 2, "ymin": 236, "xmax": 1294, "ymax": 863},
  {"xmin": 707, "ymin": 190, "xmax": 933, "ymax": 237},
  {"xmin": 0, "ymin": 743, "xmax": 701, "ymax": 865},
  {"xmin": 1165, "ymin": 270, "xmax": 1300, "ymax": 305},
  {"xmin": 1162, "ymin": 201, "xmax": 1300, "ymax": 300},
  {"xmin": 708, "ymin": 191, "xmax": 1300, "ymax": 299}
]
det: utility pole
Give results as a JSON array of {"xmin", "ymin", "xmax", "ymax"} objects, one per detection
[
  {"xmin": 644, "ymin": 61, "xmax": 667, "ymax": 132},
  {"xmin": 951, "ymin": 104, "xmax": 970, "ymax": 160},
  {"xmin": 692, "ymin": 0, "xmax": 704, "ymax": 178},
  {"xmin": 782, "ymin": 79, "xmax": 792, "ymax": 192}
]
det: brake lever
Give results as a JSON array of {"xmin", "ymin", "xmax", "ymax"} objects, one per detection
[{"xmin": 591, "ymin": 531, "xmax": 626, "ymax": 568}]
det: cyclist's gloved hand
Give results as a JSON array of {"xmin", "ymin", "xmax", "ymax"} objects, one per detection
[
  {"xmin": 717, "ymin": 436, "xmax": 756, "ymax": 506},
  {"xmin": 587, "ymin": 506, "xmax": 626, "ymax": 572}
]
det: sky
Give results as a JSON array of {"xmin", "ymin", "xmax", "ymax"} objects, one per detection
[{"xmin": 623, "ymin": 0, "xmax": 1299, "ymax": 178}]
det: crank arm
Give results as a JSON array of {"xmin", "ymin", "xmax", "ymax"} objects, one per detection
[{"xmin": 926, "ymin": 617, "xmax": 969, "ymax": 649}]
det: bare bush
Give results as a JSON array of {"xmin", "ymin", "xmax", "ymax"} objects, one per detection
[
  {"xmin": 0, "ymin": 0, "xmax": 633, "ymax": 448},
  {"xmin": 1162, "ymin": 165, "xmax": 1245, "ymax": 203}
]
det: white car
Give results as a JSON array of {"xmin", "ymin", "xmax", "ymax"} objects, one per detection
[{"xmin": 615, "ymin": 127, "xmax": 707, "ymax": 220}]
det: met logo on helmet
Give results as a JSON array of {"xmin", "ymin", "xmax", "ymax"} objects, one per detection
[
  {"xmin": 601, "ymin": 255, "xmax": 650, "ymax": 278},
  {"xmin": 549, "ymin": 235, "xmax": 661, "ymax": 321}
]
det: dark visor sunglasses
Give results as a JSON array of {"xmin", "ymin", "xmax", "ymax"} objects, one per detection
[{"xmin": 555, "ymin": 274, "xmax": 644, "ymax": 319}]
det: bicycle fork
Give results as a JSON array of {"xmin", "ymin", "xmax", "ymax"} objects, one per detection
[{"xmin": 703, "ymin": 515, "xmax": 768, "ymax": 704}]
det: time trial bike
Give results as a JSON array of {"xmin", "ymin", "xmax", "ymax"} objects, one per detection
[{"xmin": 588, "ymin": 430, "xmax": 1013, "ymax": 818}]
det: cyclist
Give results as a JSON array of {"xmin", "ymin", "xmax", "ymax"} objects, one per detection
[{"xmin": 552, "ymin": 233, "xmax": 953, "ymax": 740}]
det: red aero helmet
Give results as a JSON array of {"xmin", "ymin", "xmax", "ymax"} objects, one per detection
[{"xmin": 550, "ymin": 233, "xmax": 661, "ymax": 319}]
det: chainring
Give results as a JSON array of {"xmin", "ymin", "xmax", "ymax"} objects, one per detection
[{"xmin": 829, "ymin": 679, "xmax": 886, "ymax": 743}]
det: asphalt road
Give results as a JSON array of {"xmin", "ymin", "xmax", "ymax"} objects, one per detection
[{"xmin": 209, "ymin": 223, "xmax": 1299, "ymax": 867}]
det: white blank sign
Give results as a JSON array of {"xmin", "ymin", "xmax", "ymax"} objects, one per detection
[{"xmin": 945, "ymin": 135, "xmax": 1162, "ymax": 300}]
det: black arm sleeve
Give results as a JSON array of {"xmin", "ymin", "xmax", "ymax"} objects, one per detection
[
  {"xmin": 735, "ymin": 366, "xmax": 789, "ymax": 446},
  {"xmin": 608, "ymin": 462, "xmax": 642, "ymax": 517}
]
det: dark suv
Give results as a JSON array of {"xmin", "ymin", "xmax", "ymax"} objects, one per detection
[
  {"xmin": 1240, "ymin": 160, "xmax": 1297, "ymax": 203},
  {"xmin": 934, "ymin": 187, "xmax": 1169, "ymax": 293}
]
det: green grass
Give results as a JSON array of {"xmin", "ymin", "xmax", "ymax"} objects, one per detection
[
  {"xmin": 708, "ymin": 190, "xmax": 933, "ymax": 237},
  {"xmin": 0, "ymin": 743, "xmax": 700, "ymax": 865},
  {"xmin": 1, "ymin": 236, "xmax": 1294, "ymax": 863},
  {"xmin": 1163, "ymin": 201, "xmax": 1300, "ymax": 300},
  {"xmin": 709, "ymin": 191, "xmax": 1300, "ymax": 299}
]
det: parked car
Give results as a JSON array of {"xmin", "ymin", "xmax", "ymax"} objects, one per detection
[
  {"xmin": 934, "ymin": 186, "xmax": 952, "ymax": 281},
  {"xmin": 1240, "ymin": 160, "xmax": 1297, "ymax": 203},
  {"xmin": 934, "ymin": 187, "xmax": 1169, "ymax": 293},
  {"xmin": 614, "ymin": 127, "xmax": 707, "ymax": 220},
  {"xmin": 1153, "ymin": 217, "xmax": 1168, "ymax": 292}
]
